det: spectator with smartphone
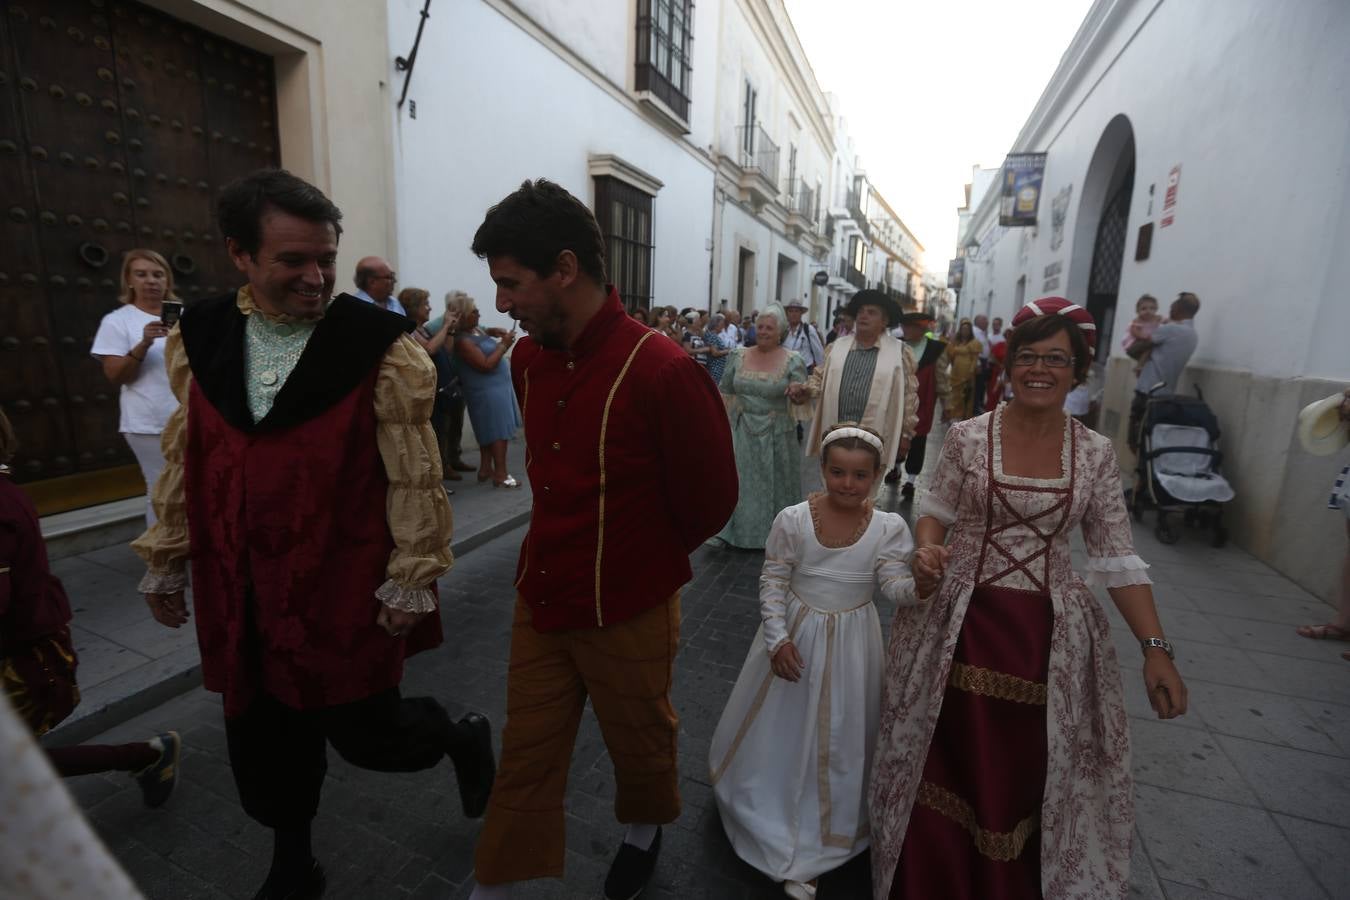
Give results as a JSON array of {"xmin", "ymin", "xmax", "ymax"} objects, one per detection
[
  {"xmin": 91, "ymin": 249, "xmax": 181, "ymax": 525},
  {"xmin": 448, "ymin": 293, "xmax": 523, "ymax": 488}
]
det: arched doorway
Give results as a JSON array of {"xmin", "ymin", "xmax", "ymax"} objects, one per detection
[
  {"xmin": 1087, "ymin": 167, "xmax": 1134, "ymax": 355},
  {"xmin": 1067, "ymin": 115, "xmax": 1136, "ymax": 362}
]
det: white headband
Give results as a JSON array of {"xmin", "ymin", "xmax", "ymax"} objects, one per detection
[{"xmin": 821, "ymin": 427, "xmax": 884, "ymax": 453}]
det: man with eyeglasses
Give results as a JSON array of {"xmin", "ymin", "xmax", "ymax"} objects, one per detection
[{"xmin": 353, "ymin": 255, "xmax": 407, "ymax": 317}]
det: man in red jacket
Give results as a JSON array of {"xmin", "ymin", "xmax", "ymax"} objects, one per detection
[
  {"xmin": 134, "ymin": 169, "xmax": 495, "ymax": 900},
  {"xmin": 467, "ymin": 180, "xmax": 738, "ymax": 900}
]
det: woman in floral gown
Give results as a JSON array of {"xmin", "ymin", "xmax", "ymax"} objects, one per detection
[
  {"xmin": 869, "ymin": 299, "xmax": 1189, "ymax": 900},
  {"xmin": 716, "ymin": 304, "xmax": 810, "ymax": 549}
]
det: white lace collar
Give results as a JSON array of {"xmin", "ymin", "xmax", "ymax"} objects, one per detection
[{"xmin": 992, "ymin": 404, "xmax": 1072, "ymax": 488}]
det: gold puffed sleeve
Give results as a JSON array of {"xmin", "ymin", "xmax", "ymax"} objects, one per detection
[
  {"xmin": 132, "ymin": 327, "xmax": 192, "ymax": 593},
  {"xmin": 901, "ymin": 343, "xmax": 920, "ymax": 440},
  {"xmin": 372, "ymin": 333, "xmax": 454, "ymax": 613}
]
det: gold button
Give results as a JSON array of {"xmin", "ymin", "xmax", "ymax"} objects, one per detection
[
  {"xmin": 543, "ymin": 486, "xmax": 550, "ymax": 492},
  {"xmin": 259, "ymin": 370, "xmax": 278, "ymax": 386},
  {"xmin": 566, "ymin": 361, "xmax": 575, "ymax": 371},
  {"xmin": 556, "ymin": 400, "xmax": 566, "ymax": 409},
  {"xmin": 539, "ymin": 570, "xmax": 546, "ymax": 576},
  {"xmin": 551, "ymin": 441, "xmax": 560, "ymax": 450}
]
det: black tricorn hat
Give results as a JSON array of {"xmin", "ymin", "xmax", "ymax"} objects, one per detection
[
  {"xmin": 844, "ymin": 289, "xmax": 902, "ymax": 326},
  {"xmin": 898, "ymin": 311, "xmax": 935, "ymax": 325}
]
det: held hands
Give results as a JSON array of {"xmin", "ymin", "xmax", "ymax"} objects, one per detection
[
  {"xmin": 771, "ymin": 641, "xmax": 805, "ymax": 682},
  {"xmin": 1142, "ymin": 651, "xmax": 1189, "ymax": 719},
  {"xmin": 440, "ymin": 312, "xmax": 460, "ymax": 333},
  {"xmin": 785, "ymin": 382, "xmax": 808, "ymax": 404},
  {"xmin": 376, "ymin": 605, "xmax": 429, "ymax": 639},
  {"xmin": 500, "ymin": 330, "xmax": 517, "ymax": 350},
  {"xmin": 145, "ymin": 591, "xmax": 189, "ymax": 628},
  {"xmin": 912, "ymin": 544, "xmax": 950, "ymax": 598}
]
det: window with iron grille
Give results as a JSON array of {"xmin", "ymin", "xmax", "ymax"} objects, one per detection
[
  {"xmin": 636, "ymin": 0, "xmax": 694, "ymax": 122},
  {"xmin": 594, "ymin": 177, "xmax": 654, "ymax": 312}
]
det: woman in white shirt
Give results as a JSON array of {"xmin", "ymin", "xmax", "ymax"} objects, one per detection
[{"xmin": 90, "ymin": 250, "xmax": 179, "ymax": 525}]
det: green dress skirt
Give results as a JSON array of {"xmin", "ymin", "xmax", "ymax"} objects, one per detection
[{"xmin": 716, "ymin": 348, "xmax": 808, "ymax": 549}]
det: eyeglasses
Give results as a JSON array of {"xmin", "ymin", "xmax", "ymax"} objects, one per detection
[{"xmin": 1011, "ymin": 350, "xmax": 1074, "ymax": 368}]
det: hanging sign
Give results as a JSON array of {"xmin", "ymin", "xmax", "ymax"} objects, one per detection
[
  {"xmin": 999, "ymin": 152, "xmax": 1048, "ymax": 227},
  {"xmin": 1160, "ymin": 165, "xmax": 1181, "ymax": 228},
  {"xmin": 947, "ymin": 258, "xmax": 965, "ymax": 290}
]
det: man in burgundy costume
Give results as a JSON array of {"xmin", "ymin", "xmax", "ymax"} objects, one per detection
[
  {"xmin": 887, "ymin": 311, "xmax": 950, "ymax": 501},
  {"xmin": 133, "ymin": 169, "xmax": 495, "ymax": 900},
  {"xmin": 466, "ymin": 180, "xmax": 737, "ymax": 900}
]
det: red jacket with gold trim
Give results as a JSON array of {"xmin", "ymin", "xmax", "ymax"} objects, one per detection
[{"xmin": 510, "ymin": 288, "xmax": 737, "ymax": 631}]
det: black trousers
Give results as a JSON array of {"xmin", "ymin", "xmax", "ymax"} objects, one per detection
[
  {"xmin": 904, "ymin": 433, "xmax": 929, "ymax": 477},
  {"xmin": 1128, "ymin": 391, "xmax": 1149, "ymax": 453},
  {"xmin": 224, "ymin": 688, "xmax": 453, "ymax": 828},
  {"xmin": 433, "ymin": 394, "xmax": 468, "ymax": 468}
]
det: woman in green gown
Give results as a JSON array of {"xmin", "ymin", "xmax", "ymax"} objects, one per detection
[{"xmin": 716, "ymin": 304, "xmax": 811, "ymax": 549}]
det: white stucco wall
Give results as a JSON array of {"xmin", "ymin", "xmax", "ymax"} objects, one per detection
[
  {"xmin": 966, "ymin": 0, "xmax": 1350, "ymax": 381},
  {"xmin": 386, "ymin": 0, "xmax": 715, "ymax": 328},
  {"xmin": 957, "ymin": 0, "xmax": 1350, "ymax": 601}
]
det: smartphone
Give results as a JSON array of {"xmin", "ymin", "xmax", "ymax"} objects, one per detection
[{"xmin": 161, "ymin": 300, "xmax": 184, "ymax": 327}]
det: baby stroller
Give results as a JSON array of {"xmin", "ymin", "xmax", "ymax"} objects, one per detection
[{"xmin": 1131, "ymin": 386, "xmax": 1235, "ymax": 546}]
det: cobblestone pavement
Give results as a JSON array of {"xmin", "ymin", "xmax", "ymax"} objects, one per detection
[{"xmin": 66, "ymin": 431, "xmax": 1348, "ymax": 900}]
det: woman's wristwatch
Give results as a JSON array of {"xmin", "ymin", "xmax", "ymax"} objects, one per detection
[{"xmin": 1140, "ymin": 637, "xmax": 1174, "ymax": 659}]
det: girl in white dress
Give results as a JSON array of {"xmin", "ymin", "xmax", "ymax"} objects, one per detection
[{"xmin": 709, "ymin": 423, "xmax": 920, "ymax": 900}]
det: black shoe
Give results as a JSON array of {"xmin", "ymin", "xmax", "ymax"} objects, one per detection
[
  {"xmin": 884, "ymin": 467, "xmax": 901, "ymax": 484},
  {"xmin": 450, "ymin": 460, "xmax": 476, "ymax": 472},
  {"xmin": 450, "ymin": 713, "xmax": 495, "ymax": 818},
  {"xmin": 252, "ymin": 860, "xmax": 325, "ymax": 900},
  {"xmin": 900, "ymin": 482, "xmax": 915, "ymax": 502},
  {"xmin": 604, "ymin": 827, "xmax": 661, "ymax": 900},
  {"xmin": 135, "ymin": 731, "xmax": 181, "ymax": 809}
]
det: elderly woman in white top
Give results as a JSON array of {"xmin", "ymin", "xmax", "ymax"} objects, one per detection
[{"xmin": 91, "ymin": 249, "xmax": 179, "ymax": 524}]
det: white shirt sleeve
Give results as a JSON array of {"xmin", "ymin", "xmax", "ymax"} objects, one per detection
[{"xmin": 91, "ymin": 308, "xmax": 135, "ymax": 359}]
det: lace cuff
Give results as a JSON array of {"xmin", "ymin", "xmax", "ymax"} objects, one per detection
[
  {"xmin": 919, "ymin": 496, "xmax": 957, "ymax": 526},
  {"xmin": 375, "ymin": 579, "xmax": 439, "ymax": 614},
  {"xmin": 138, "ymin": 564, "xmax": 187, "ymax": 594},
  {"xmin": 1083, "ymin": 555, "xmax": 1152, "ymax": 588}
]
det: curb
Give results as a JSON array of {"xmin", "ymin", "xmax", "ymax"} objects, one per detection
[{"xmin": 44, "ymin": 509, "xmax": 532, "ymax": 747}]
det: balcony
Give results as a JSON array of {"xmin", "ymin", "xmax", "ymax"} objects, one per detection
[
  {"xmin": 735, "ymin": 124, "xmax": 780, "ymax": 210},
  {"xmin": 846, "ymin": 190, "xmax": 872, "ymax": 242},
  {"xmin": 786, "ymin": 181, "xmax": 815, "ymax": 237},
  {"xmin": 836, "ymin": 258, "xmax": 867, "ymax": 290}
]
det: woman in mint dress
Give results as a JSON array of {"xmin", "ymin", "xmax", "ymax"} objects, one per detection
[{"xmin": 717, "ymin": 304, "xmax": 810, "ymax": 549}]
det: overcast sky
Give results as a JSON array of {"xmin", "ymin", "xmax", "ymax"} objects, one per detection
[{"xmin": 782, "ymin": 0, "xmax": 1094, "ymax": 268}]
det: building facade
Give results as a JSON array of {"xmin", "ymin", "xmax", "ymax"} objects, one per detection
[
  {"xmin": 954, "ymin": 0, "xmax": 1350, "ymax": 601},
  {"xmin": 4, "ymin": 0, "xmax": 929, "ymax": 517}
]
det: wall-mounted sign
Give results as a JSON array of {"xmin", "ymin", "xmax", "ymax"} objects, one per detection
[
  {"xmin": 999, "ymin": 152, "xmax": 1047, "ymax": 227},
  {"xmin": 1043, "ymin": 260, "xmax": 1062, "ymax": 293},
  {"xmin": 947, "ymin": 258, "xmax": 965, "ymax": 290},
  {"xmin": 1160, "ymin": 165, "xmax": 1181, "ymax": 228},
  {"xmin": 812, "ymin": 270, "xmax": 829, "ymax": 286},
  {"xmin": 1050, "ymin": 184, "xmax": 1072, "ymax": 251},
  {"xmin": 1136, "ymin": 222, "xmax": 1154, "ymax": 260}
]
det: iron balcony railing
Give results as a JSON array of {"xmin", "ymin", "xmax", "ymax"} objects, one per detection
[
  {"xmin": 736, "ymin": 123, "xmax": 780, "ymax": 182},
  {"xmin": 846, "ymin": 190, "xmax": 872, "ymax": 241},
  {"xmin": 787, "ymin": 181, "xmax": 816, "ymax": 224},
  {"xmin": 836, "ymin": 258, "xmax": 867, "ymax": 290}
]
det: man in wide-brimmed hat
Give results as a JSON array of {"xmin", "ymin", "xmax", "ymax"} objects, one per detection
[
  {"xmin": 782, "ymin": 298, "xmax": 825, "ymax": 372},
  {"xmin": 789, "ymin": 289, "xmax": 917, "ymax": 474},
  {"xmin": 885, "ymin": 311, "xmax": 950, "ymax": 500}
]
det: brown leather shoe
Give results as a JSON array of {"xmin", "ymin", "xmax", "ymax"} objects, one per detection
[{"xmin": 444, "ymin": 469, "xmax": 463, "ymax": 481}]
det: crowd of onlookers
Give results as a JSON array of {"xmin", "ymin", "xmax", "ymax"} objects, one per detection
[
  {"xmin": 631, "ymin": 299, "xmax": 1016, "ymax": 422},
  {"xmin": 86, "ymin": 249, "xmax": 525, "ymax": 500}
]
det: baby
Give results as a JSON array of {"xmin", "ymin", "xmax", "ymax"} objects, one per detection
[{"xmin": 1122, "ymin": 293, "xmax": 1163, "ymax": 369}]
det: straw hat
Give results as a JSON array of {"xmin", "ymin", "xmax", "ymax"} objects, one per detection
[{"xmin": 1296, "ymin": 393, "xmax": 1349, "ymax": 456}]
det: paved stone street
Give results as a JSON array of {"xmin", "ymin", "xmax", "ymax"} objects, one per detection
[{"xmin": 55, "ymin": 435, "xmax": 1350, "ymax": 900}]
